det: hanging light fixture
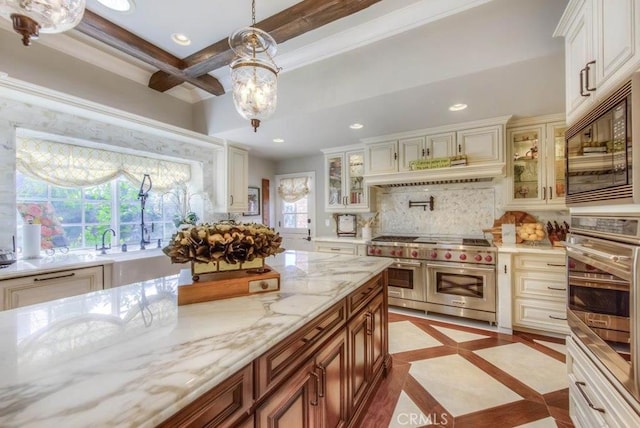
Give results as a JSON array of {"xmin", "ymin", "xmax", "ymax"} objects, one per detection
[
  {"xmin": 229, "ymin": 0, "xmax": 280, "ymax": 132},
  {"xmin": 0, "ymin": 0, "xmax": 86, "ymax": 46}
]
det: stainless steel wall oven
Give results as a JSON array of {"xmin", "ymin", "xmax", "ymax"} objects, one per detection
[
  {"xmin": 566, "ymin": 215, "xmax": 640, "ymax": 402},
  {"xmin": 387, "ymin": 259, "xmax": 425, "ymax": 302}
]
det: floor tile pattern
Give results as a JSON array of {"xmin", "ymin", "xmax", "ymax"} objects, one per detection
[{"xmin": 361, "ymin": 311, "xmax": 574, "ymax": 428}]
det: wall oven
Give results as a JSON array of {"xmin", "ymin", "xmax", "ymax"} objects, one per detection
[
  {"xmin": 387, "ymin": 259, "xmax": 425, "ymax": 302},
  {"xmin": 566, "ymin": 214, "xmax": 640, "ymax": 402},
  {"xmin": 565, "ymin": 73, "xmax": 640, "ymax": 206}
]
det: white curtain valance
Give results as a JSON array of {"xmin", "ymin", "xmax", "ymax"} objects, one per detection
[
  {"xmin": 277, "ymin": 176, "xmax": 310, "ymax": 203},
  {"xmin": 16, "ymin": 138, "xmax": 191, "ymax": 191}
]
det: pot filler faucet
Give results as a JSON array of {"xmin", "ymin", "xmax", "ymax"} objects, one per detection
[{"xmin": 138, "ymin": 174, "xmax": 152, "ymax": 250}]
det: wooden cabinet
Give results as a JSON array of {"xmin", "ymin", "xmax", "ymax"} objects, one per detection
[
  {"xmin": 213, "ymin": 145, "xmax": 248, "ymax": 213},
  {"xmin": 158, "ymin": 364, "xmax": 253, "ymax": 428},
  {"xmin": 505, "ymin": 116, "xmax": 566, "ymax": 210},
  {"xmin": 323, "ymin": 146, "xmax": 372, "ymax": 212},
  {"xmin": 398, "ymin": 133, "xmax": 456, "ymax": 172},
  {"xmin": 567, "ymin": 335, "xmax": 640, "ymax": 427},
  {"xmin": 555, "ymin": 0, "xmax": 640, "ymax": 125},
  {"xmin": 0, "ymin": 266, "xmax": 104, "ymax": 310},
  {"xmin": 512, "ymin": 252, "xmax": 569, "ymax": 335}
]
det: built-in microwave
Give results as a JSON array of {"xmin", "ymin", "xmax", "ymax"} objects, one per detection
[{"xmin": 565, "ymin": 73, "xmax": 640, "ymax": 206}]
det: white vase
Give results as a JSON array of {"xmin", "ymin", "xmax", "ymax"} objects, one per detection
[{"xmin": 361, "ymin": 226, "xmax": 372, "ymax": 241}]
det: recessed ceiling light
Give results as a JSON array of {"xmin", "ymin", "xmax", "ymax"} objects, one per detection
[
  {"xmin": 171, "ymin": 33, "xmax": 192, "ymax": 46},
  {"xmin": 96, "ymin": 0, "xmax": 135, "ymax": 13},
  {"xmin": 273, "ymin": 138, "xmax": 285, "ymax": 143},
  {"xmin": 349, "ymin": 123, "xmax": 364, "ymax": 130},
  {"xmin": 449, "ymin": 103, "xmax": 468, "ymax": 111}
]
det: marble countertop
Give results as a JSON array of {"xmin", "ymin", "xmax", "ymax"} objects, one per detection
[
  {"xmin": 0, "ymin": 248, "xmax": 169, "ymax": 280},
  {"xmin": 313, "ymin": 236, "xmax": 368, "ymax": 244},
  {"xmin": 0, "ymin": 250, "xmax": 392, "ymax": 427},
  {"xmin": 496, "ymin": 242, "xmax": 566, "ymax": 255}
]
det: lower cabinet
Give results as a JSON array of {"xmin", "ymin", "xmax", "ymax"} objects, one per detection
[
  {"xmin": 313, "ymin": 240, "xmax": 367, "ymax": 256},
  {"xmin": 159, "ymin": 271, "xmax": 389, "ymax": 428},
  {"xmin": 0, "ymin": 265, "xmax": 104, "ymax": 310}
]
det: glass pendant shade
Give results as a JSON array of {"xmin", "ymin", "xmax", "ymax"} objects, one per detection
[
  {"xmin": 0, "ymin": 0, "xmax": 86, "ymax": 46},
  {"xmin": 229, "ymin": 25, "xmax": 279, "ymax": 132}
]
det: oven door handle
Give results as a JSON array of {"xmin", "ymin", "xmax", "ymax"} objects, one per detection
[
  {"xmin": 566, "ymin": 242, "xmax": 631, "ymax": 262},
  {"xmin": 426, "ymin": 262, "xmax": 495, "ymax": 272},
  {"xmin": 392, "ymin": 261, "xmax": 422, "ymax": 268}
]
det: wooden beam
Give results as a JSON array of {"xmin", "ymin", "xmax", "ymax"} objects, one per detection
[
  {"xmin": 76, "ymin": 10, "xmax": 224, "ymax": 96},
  {"xmin": 151, "ymin": 0, "xmax": 382, "ymax": 92}
]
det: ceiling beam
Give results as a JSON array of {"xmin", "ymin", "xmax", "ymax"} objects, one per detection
[
  {"xmin": 149, "ymin": 0, "xmax": 382, "ymax": 93},
  {"xmin": 75, "ymin": 10, "xmax": 224, "ymax": 96}
]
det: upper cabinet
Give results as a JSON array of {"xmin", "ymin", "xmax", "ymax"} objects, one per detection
[
  {"xmin": 505, "ymin": 115, "xmax": 566, "ymax": 210},
  {"xmin": 555, "ymin": 0, "xmax": 640, "ymax": 125},
  {"xmin": 323, "ymin": 145, "xmax": 373, "ymax": 212},
  {"xmin": 363, "ymin": 116, "xmax": 510, "ymax": 185},
  {"xmin": 212, "ymin": 145, "xmax": 249, "ymax": 213}
]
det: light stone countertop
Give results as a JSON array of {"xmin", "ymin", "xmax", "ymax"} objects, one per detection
[
  {"xmin": 496, "ymin": 242, "xmax": 566, "ymax": 256},
  {"xmin": 313, "ymin": 236, "xmax": 369, "ymax": 244},
  {"xmin": 0, "ymin": 250, "xmax": 392, "ymax": 428}
]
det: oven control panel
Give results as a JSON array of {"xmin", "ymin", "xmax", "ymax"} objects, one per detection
[{"xmin": 366, "ymin": 245, "xmax": 495, "ymax": 265}]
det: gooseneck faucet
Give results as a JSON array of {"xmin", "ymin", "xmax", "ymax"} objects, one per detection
[
  {"xmin": 138, "ymin": 174, "xmax": 152, "ymax": 250},
  {"xmin": 98, "ymin": 228, "xmax": 116, "ymax": 255}
]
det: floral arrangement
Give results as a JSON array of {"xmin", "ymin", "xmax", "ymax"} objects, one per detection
[
  {"xmin": 16, "ymin": 202, "xmax": 68, "ymax": 250},
  {"xmin": 163, "ymin": 222, "xmax": 285, "ymax": 265},
  {"xmin": 164, "ymin": 182, "xmax": 208, "ymax": 228},
  {"xmin": 358, "ymin": 212, "xmax": 378, "ymax": 228}
]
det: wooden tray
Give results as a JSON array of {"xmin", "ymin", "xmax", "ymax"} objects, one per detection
[
  {"xmin": 178, "ymin": 267, "xmax": 280, "ymax": 306},
  {"xmin": 486, "ymin": 211, "xmax": 537, "ymax": 244}
]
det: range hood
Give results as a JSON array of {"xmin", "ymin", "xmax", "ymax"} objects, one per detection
[{"xmin": 364, "ymin": 162, "xmax": 505, "ymax": 187}]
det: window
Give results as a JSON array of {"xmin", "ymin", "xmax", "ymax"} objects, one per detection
[{"xmin": 16, "ymin": 172, "xmax": 181, "ymax": 251}]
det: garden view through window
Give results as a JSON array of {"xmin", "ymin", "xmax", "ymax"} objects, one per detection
[{"xmin": 16, "ymin": 171, "xmax": 182, "ymax": 252}]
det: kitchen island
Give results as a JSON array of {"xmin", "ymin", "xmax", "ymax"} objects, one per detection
[{"xmin": 0, "ymin": 250, "xmax": 391, "ymax": 427}]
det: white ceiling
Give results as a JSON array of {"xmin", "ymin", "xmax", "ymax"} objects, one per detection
[{"xmin": 3, "ymin": 0, "xmax": 570, "ymax": 160}]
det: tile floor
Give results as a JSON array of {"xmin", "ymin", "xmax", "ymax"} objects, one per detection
[{"xmin": 361, "ymin": 310, "xmax": 573, "ymax": 428}]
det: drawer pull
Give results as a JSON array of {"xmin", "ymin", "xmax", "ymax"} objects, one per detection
[
  {"xmin": 546, "ymin": 263, "xmax": 566, "ymax": 267},
  {"xmin": 360, "ymin": 287, "xmax": 374, "ymax": 296},
  {"xmin": 549, "ymin": 315, "xmax": 567, "ymax": 321},
  {"xmin": 34, "ymin": 272, "xmax": 76, "ymax": 282},
  {"xmin": 330, "ymin": 248, "xmax": 341, "ymax": 251},
  {"xmin": 547, "ymin": 286, "xmax": 567, "ymax": 291},
  {"xmin": 575, "ymin": 381, "xmax": 606, "ymax": 413}
]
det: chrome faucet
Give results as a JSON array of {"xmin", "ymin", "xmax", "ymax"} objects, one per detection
[{"xmin": 97, "ymin": 228, "xmax": 116, "ymax": 255}]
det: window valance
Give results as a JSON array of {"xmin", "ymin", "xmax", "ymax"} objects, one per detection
[
  {"xmin": 277, "ymin": 176, "xmax": 310, "ymax": 203},
  {"xmin": 16, "ymin": 138, "xmax": 191, "ymax": 191}
]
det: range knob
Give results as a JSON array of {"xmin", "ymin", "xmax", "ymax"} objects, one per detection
[
  {"xmin": 569, "ymin": 260, "xmax": 576, "ymax": 269},
  {"xmin": 430, "ymin": 251, "xmax": 438, "ymax": 259},
  {"xmin": 396, "ymin": 250, "xmax": 403, "ymax": 257},
  {"xmin": 484, "ymin": 255, "xmax": 493, "ymax": 262},
  {"xmin": 444, "ymin": 252, "xmax": 452, "ymax": 260},
  {"xmin": 459, "ymin": 253, "xmax": 467, "ymax": 261},
  {"xmin": 411, "ymin": 250, "xmax": 418, "ymax": 258},
  {"xmin": 375, "ymin": 248, "xmax": 382, "ymax": 255},
  {"xmin": 368, "ymin": 247, "xmax": 375, "ymax": 255},
  {"xmin": 390, "ymin": 249, "xmax": 396, "ymax": 256},
  {"xmin": 474, "ymin": 254, "xmax": 483, "ymax": 262}
]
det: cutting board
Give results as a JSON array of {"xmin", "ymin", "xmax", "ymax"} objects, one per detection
[{"xmin": 484, "ymin": 211, "xmax": 537, "ymax": 244}]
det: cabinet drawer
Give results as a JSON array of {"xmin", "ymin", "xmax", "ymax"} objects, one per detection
[
  {"xmin": 255, "ymin": 300, "xmax": 346, "ymax": 397},
  {"xmin": 2, "ymin": 266, "xmax": 104, "ymax": 310},
  {"xmin": 314, "ymin": 243, "xmax": 357, "ymax": 255},
  {"xmin": 158, "ymin": 364, "xmax": 253, "ymax": 428},
  {"xmin": 513, "ymin": 271, "xmax": 567, "ymax": 301},
  {"xmin": 347, "ymin": 274, "xmax": 383, "ymax": 317},
  {"xmin": 513, "ymin": 298, "xmax": 569, "ymax": 334},
  {"xmin": 513, "ymin": 254, "xmax": 566, "ymax": 273}
]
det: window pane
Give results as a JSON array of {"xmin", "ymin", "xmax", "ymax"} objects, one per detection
[
  {"xmin": 51, "ymin": 186, "xmax": 81, "ymax": 200},
  {"xmin": 62, "ymin": 226, "xmax": 83, "ymax": 249},
  {"xmin": 295, "ymin": 215, "xmax": 308, "ymax": 228},
  {"xmin": 283, "ymin": 214, "xmax": 296, "ymax": 228},
  {"xmin": 84, "ymin": 201, "xmax": 111, "ymax": 223},
  {"xmin": 51, "ymin": 200, "xmax": 82, "ymax": 223},
  {"xmin": 16, "ymin": 173, "xmax": 47, "ymax": 198},
  {"xmin": 84, "ymin": 183, "xmax": 111, "ymax": 200}
]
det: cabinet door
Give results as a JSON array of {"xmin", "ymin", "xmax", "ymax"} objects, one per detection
[
  {"xmin": 594, "ymin": 0, "xmax": 638, "ymax": 95},
  {"xmin": 227, "ymin": 146, "xmax": 249, "ymax": 212},
  {"xmin": 426, "ymin": 132, "xmax": 456, "ymax": 159},
  {"xmin": 545, "ymin": 122, "xmax": 567, "ymax": 206},
  {"xmin": 347, "ymin": 308, "xmax": 371, "ymax": 415},
  {"xmin": 2, "ymin": 266, "xmax": 104, "ymax": 310},
  {"xmin": 316, "ymin": 331, "xmax": 348, "ymax": 428},
  {"xmin": 365, "ymin": 141, "xmax": 398, "ymax": 174},
  {"xmin": 326, "ymin": 154, "xmax": 344, "ymax": 209},
  {"xmin": 456, "ymin": 125, "xmax": 502, "ymax": 164},
  {"xmin": 255, "ymin": 358, "xmax": 319, "ymax": 428},
  {"xmin": 398, "ymin": 137, "xmax": 425, "ymax": 172},
  {"xmin": 369, "ymin": 292, "xmax": 386, "ymax": 377},
  {"xmin": 508, "ymin": 125, "xmax": 544, "ymax": 205},
  {"xmin": 563, "ymin": 0, "xmax": 594, "ymax": 122},
  {"xmin": 345, "ymin": 150, "xmax": 366, "ymax": 207}
]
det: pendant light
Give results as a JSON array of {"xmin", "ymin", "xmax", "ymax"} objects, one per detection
[
  {"xmin": 0, "ymin": 0, "xmax": 86, "ymax": 46},
  {"xmin": 229, "ymin": 0, "xmax": 280, "ymax": 132}
]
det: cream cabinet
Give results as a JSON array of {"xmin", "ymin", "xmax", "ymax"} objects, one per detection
[
  {"xmin": 323, "ymin": 146, "xmax": 372, "ymax": 212},
  {"xmin": 512, "ymin": 252, "xmax": 569, "ymax": 335},
  {"xmin": 456, "ymin": 125, "xmax": 503, "ymax": 165},
  {"xmin": 506, "ymin": 116, "xmax": 566, "ymax": 210},
  {"xmin": 365, "ymin": 140, "xmax": 398, "ymax": 175},
  {"xmin": 398, "ymin": 133, "xmax": 456, "ymax": 172},
  {"xmin": 213, "ymin": 145, "xmax": 248, "ymax": 213},
  {"xmin": 567, "ymin": 335, "xmax": 640, "ymax": 428},
  {"xmin": 0, "ymin": 266, "xmax": 104, "ymax": 310},
  {"xmin": 314, "ymin": 239, "xmax": 367, "ymax": 256},
  {"xmin": 555, "ymin": 0, "xmax": 640, "ymax": 125}
]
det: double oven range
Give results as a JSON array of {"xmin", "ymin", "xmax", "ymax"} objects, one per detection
[{"xmin": 367, "ymin": 236, "xmax": 497, "ymax": 323}]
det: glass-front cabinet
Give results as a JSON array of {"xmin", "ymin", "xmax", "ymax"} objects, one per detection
[
  {"xmin": 324, "ymin": 146, "xmax": 372, "ymax": 212},
  {"xmin": 506, "ymin": 116, "xmax": 566, "ymax": 209}
]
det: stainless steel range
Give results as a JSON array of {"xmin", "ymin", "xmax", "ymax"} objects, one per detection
[{"xmin": 367, "ymin": 235, "xmax": 497, "ymax": 323}]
